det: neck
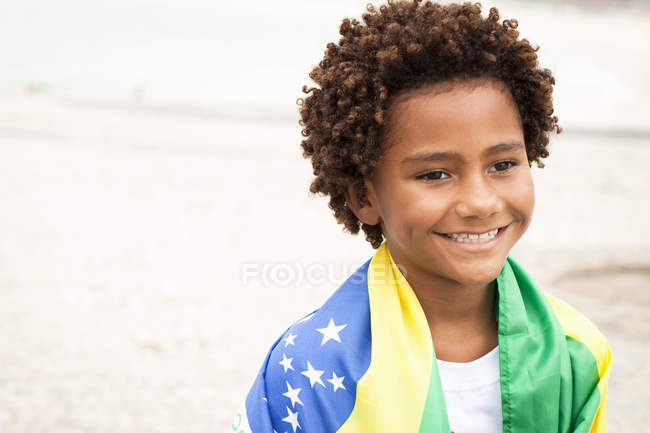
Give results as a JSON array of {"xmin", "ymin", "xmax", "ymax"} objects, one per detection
[
  {"xmin": 408, "ymin": 270, "xmax": 497, "ymax": 330},
  {"xmin": 387, "ymin": 247, "xmax": 499, "ymax": 362}
]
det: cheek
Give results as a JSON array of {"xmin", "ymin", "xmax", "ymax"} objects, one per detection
[
  {"xmin": 381, "ymin": 186, "xmax": 447, "ymax": 235},
  {"xmin": 403, "ymin": 189, "xmax": 450, "ymax": 237},
  {"xmin": 413, "ymin": 192, "xmax": 448, "ymax": 221},
  {"xmin": 511, "ymin": 171, "xmax": 535, "ymax": 221}
]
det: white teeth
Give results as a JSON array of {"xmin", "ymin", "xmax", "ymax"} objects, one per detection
[{"xmin": 444, "ymin": 228, "xmax": 500, "ymax": 243}]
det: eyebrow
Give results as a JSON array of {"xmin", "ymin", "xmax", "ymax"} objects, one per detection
[
  {"xmin": 482, "ymin": 141, "xmax": 525, "ymax": 157},
  {"xmin": 401, "ymin": 151, "xmax": 463, "ymax": 164},
  {"xmin": 401, "ymin": 141, "xmax": 525, "ymax": 164}
]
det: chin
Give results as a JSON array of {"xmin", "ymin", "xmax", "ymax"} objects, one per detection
[{"xmin": 445, "ymin": 258, "xmax": 507, "ymax": 286}]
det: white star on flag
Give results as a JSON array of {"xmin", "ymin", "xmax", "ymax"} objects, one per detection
[
  {"xmin": 315, "ymin": 318, "xmax": 347, "ymax": 345},
  {"xmin": 282, "ymin": 380, "xmax": 304, "ymax": 408},
  {"xmin": 283, "ymin": 331, "xmax": 297, "ymax": 347},
  {"xmin": 301, "ymin": 361, "xmax": 325, "ymax": 388},
  {"xmin": 282, "ymin": 406, "xmax": 301, "ymax": 433},
  {"xmin": 278, "ymin": 353, "xmax": 294, "ymax": 373},
  {"xmin": 327, "ymin": 371, "xmax": 346, "ymax": 392}
]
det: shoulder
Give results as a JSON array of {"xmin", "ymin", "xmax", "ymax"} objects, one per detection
[
  {"xmin": 544, "ymin": 292, "xmax": 612, "ymax": 374},
  {"xmin": 270, "ymin": 256, "xmax": 372, "ymax": 368},
  {"xmin": 505, "ymin": 257, "xmax": 612, "ymax": 371},
  {"xmin": 246, "ymin": 258, "xmax": 374, "ymax": 431}
]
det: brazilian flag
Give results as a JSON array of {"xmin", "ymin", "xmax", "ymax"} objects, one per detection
[{"xmin": 229, "ymin": 243, "xmax": 611, "ymax": 433}]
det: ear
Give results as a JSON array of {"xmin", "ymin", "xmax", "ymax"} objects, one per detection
[{"xmin": 345, "ymin": 180, "xmax": 380, "ymax": 226}]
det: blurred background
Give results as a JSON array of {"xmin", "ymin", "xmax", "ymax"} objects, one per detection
[{"xmin": 1, "ymin": 0, "xmax": 649, "ymax": 431}]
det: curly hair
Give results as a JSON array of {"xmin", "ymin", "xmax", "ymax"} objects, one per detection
[{"xmin": 297, "ymin": 0, "xmax": 562, "ymax": 249}]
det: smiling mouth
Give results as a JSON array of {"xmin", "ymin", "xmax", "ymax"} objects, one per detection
[{"xmin": 434, "ymin": 225, "xmax": 509, "ymax": 244}]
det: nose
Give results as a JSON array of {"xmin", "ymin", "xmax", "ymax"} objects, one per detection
[{"xmin": 454, "ymin": 174, "xmax": 504, "ymax": 219}]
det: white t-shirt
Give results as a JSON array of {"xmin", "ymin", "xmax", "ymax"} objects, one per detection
[{"xmin": 436, "ymin": 345, "xmax": 503, "ymax": 433}]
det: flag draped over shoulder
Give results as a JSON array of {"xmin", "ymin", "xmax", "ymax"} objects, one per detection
[{"xmin": 228, "ymin": 243, "xmax": 612, "ymax": 433}]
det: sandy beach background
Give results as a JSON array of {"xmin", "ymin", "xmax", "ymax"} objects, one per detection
[{"xmin": 1, "ymin": 0, "xmax": 649, "ymax": 431}]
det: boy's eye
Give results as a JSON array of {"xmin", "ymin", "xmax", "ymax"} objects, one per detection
[
  {"xmin": 489, "ymin": 160, "xmax": 517, "ymax": 173},
  {"xmin": 416, "ymin": 170, "xmax": 450, "ymax": 181}
]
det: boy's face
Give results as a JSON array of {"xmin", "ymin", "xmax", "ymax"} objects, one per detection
[{"xmin": 350, "ymin": 79, "xmax": 534, "ymax": 288}]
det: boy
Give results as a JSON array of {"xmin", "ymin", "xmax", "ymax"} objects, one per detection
[{"xmin": 229, "ymin": 1, "xmax": 612, "ymax": 432}]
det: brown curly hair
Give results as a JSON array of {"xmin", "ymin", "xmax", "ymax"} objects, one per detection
[{"xmin": 298, "ymin": 0, "xmax": 562, "ymax": 249}]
